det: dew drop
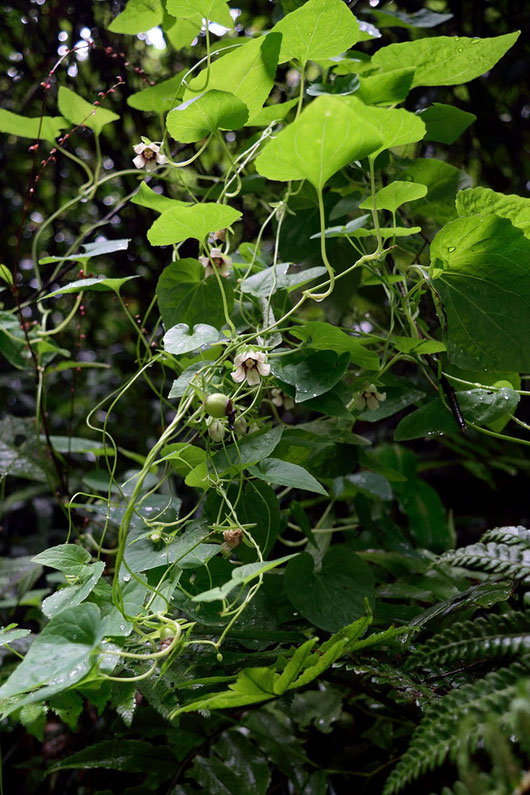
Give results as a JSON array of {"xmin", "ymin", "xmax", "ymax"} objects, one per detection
[
  {"xmin": 123, "ymin": 574, "xmax": 131, "ymax": 583},
  {"xmin": 471, "ymin": 37, "xmax": 480, "ymax": 44},
  {"xmin": 457, "ymin": 47, "xmax": 463, "ymax": 53},
  {"xmin": 448, "ymin": 246, "xmax": 456, "ymax": 252}
]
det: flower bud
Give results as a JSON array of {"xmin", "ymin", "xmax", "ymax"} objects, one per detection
[
  {"xmin": 207, "ymin": 417, "xmax": 226, "ymax": 442},
  {"xmin": 233, "ymin": 415, "xmax": 247, "ymax": 437}
]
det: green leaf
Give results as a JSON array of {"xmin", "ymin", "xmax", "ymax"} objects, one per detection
[
  {"xmin": 0, "ymin": 627, "xmax": 31, "ymax": 648},
  {"xmin": 306, "ymin": 74, "xmax": 360, "ymax": 98},
  {"xmin": 371, "ymin": 32, "xmax": 520, "ymax": 88},
  {"xmin": 167, "ymin": 90, "xmax": 248, "ymax": 142},
  {"xmin": 255, "ymin": 95, "xmax": 383, "ymax": 191},
  {"xmin": 41, "ymin": 276, "xmax": 139, "ymax": 299},
  {"xmin": 45, "ymin": 435, "xmax": 116, "ymax": 456},
  {"xmin": 163, "ymin": 322, "xmax": 221, "ymax": 355},
  {"xmin": 271, "ymin": 0, "xmax": 360, "ymax": 66},
  {"xmin": 48, "ymin": 739, "xmax": 176, "ymax": 782},
  {"xmin": 41, "ymin": 562, "xmax": 105, "ymax": 619},
  {"xmin": 357, "ymin": 68, "xmax": 415, "ymax": 105},
  {"xmin": 156, "ymin": 258, "xmax": 232, "ymax": 330},
  {"xmin": 359, "ymin": 180, "xmax": 427, "ymax": 213},
  {"xmin": 183, "ymin": 33, "xmax": 281, "ymax": 119},
  {"xmin": 248, "ymin": 458, "xmax": 328, "ymax": 496},
  {"xmin": 284, "ymin": 547, "xmax": 375, "ymax": 632},
  {"xmin": 131, "ymin": 182, "xmax": 190, "ymax": 213},
  {"xmin": 0, "ymin": 109, "xmax": 67, "ymax": 144},
  {"xmin": 127, "ymin": 72, "xmax": 185, "ymax": 111},
  {"xmin": 163, "ymin": 13, "xmax": 202, "ymax": 50},
  {"xmin": 289, "ymin": 322, "xmax": 379, "ymax": 370},
  {"xmin": 371, "ymin": 8, "xmax": 453, "ymax": 29},
  {"xmin": 32, "ymin": 544, "xmax": 91, "ymax": 574},
  {"xmin": 397, "ymin": 157, "xmax": 472, "ymax": 224},
  {"xmin": 166, "ymin": 0, "xmax": 228, "ymax": 20},
  {"xmin": 247, "ymin": 99, "xmax": 298, "ymax": 126},
  {"xmin": 210, "ymin": 426, "xmax": 284, "ymax": 475},
  {"xmin": 39, "ymin": 238, "xmax": 130, "ymax": 265},
  {"xmin": 398, "ymin": 478, "xmax": 451, "ymax": 552},
  {"xmin": 272, "ymin": 350, "xmax": 350, "ymax": 403},
  {"xmin": 190, "ymin": 732, "xmax": 271, "ymax": 795},
  {"xmin": 0, "ymin": 264, "xmax": 13, "ymax": 286},
  {"xmin": 108, "ymin": 0, "xmax": 163, "ymax": 33},
  {"xmin": 392, "ymin": 337, "xmax": 446, "ymax": 355},
  {"xmin": 148, "ymin": 203, "xmax": 241, "ymax": 245},
  {"xmin": 57, "ymin": 87, "xmax": 119, "ymax": 135},
  {"xmin": 346, "ymin": 97, "xmax": 425, "ymax": 154},
  {"xmin": 239, "ymin": 263, "xmax": 326, "ymax": 297},
  {"xmin": 124, "ymin": 519, "xmax": 218, "ymax": 573},
  {"xmin": 193, "ymin": 554, "xmax": 297, "ymax": 603},
  {"xmin": 394, "ymin": 398, "xmax": 457, "ymax": 441},
  {"xmin": 159, "ymin": 443, "xmax": 206, "ymax": 476},
  {"xmin": 456, "ymin": 187, "xmax": 530, "ymax": 237},
  {"xmin": 418, "ymin": 102, "xmax": 476, "ymax": 144},
  {"xmin": 311, "ymin": 214, "xmax": 370, "ymax": 239},
  {"xmin": 0, "ymin": 603, "xmax": 106, "ymax": 717},
  {"xmin": 430, "ymin": 214, "xmax": 530, "ymax": 371}
]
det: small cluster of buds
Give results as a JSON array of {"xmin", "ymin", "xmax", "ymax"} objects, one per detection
[{"xmin": 221, "ymin": 528, "xmax": 243, "ymax": 556}]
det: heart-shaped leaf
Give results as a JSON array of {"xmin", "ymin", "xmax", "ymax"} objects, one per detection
[
  {"xmin": 163, "ymin": 322, "xmax": 221, "ymax": 355},
  {"xmin": 167, "ymin": 90, "xmax": 248, "ymax": 143},
  {"xmin": 148, "ymin": 203, "xmax": 241, "ymax": 244}
]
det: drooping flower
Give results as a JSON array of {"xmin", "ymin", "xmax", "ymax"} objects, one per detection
[
  {"xmin": 271, "ymin": 388, "xmax": 294, "ymax": 411},
  {"xmin": 199, "ymin": 248, "xmax": 232, "ymax": 278},
  {"xmin": 231, "ymin": 349, "xmax": 270, "ymax": 387},
  {"xmin": 132, "ymin": 141, "xmax": 167, "ymax": 171},
  {"xmin": 353, "ymin": 383, "xmax": 387, "ymax": 412},
  {"xmin": 221, "ymin": 527, "xmax": 244, "ymax": 556},
  {"xmin": 207, "ymin": 417, "xmax": 226, "ymax": 442}
]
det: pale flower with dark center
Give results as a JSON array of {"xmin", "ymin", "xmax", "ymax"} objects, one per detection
[
  {"xmin": 271, "ymin": 387, "xmax": 294, "ymax": 411},
  {"xmin": 231, "ymin": 349, "xmax": 270, "ymax": 387},
  {"xmin": 132, "ymin": 141, "xmax": 167, "ymax": 172},
  {"xmin": 353, "ymin": 383, "xmax": 387, "ymax": 412},
  {"xmin": 198, "ymin": 248, "xmax": 232, "ymax": 278}
]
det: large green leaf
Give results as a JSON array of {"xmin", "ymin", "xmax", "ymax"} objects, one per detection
[
  {"xmin": 456, "ymin": 187, "xmax": 530, "ymax": 237},
  {"xmin": 397, "ymin": 157, "xmax": 472, "ymax": 224},
  {"xmin": 127, "ymin": 72, "xmax": 185, "ymax": 111},
  {"xmin": 124, "ymin": 519, "xmax": 218, "ymax": 573},
  {"xmin": 0, "ymin": 603, "xmax": 106, "ymax": 717},
  {"xmin": 289, "ymin": 322, "xmax": 379, "ymax": 370},
  {"xmin": 248, "ymin": 458, "xmax": 328, "ymax": 496},
  {"xmin": 271, "ymin": 350, "xmax": 350, "ymax": 402},
  {"xmin": 163, "ymin": 322, "xmax": 221, "ymax": 355},
  {"xmin": 41, "ymin": 562, "xmax": 105, "ymax": 619},
  {"xmin": 58, "ymin": 87, "xmax": 119, "ymax": 135},
  {"xmin": 48, "ymin": 740, "xmax": 176, "ymax": 784},
  {"xmin": 108, "ymin": 0, "xmax": 163, "ymax": 33},
  {"xmin": 418, "ymin": 102, "xmax": 476, "ymax": 144},
  {"xmin": 372, "ymin": 32, "xmax": 520, "ymax": 88},
  {"xmin": 346, "ymin": 97, "xmax": 425, "ymax": 154},
  {"xmin": 147, "ymin": 203, "xmax": 241, "ymax": 244},
  {"xmin": 371, "ymin": 8, "xmax": 453, "ymax": 29},
  {"xmin": 430, "ymin": 214, "xmax": 530, "ymax": 371},
  {"xmin": 0, "ymin": 109, "xmax": 67, "ymax": 144},
  {"xmin": 271, "ymin": 0, "xmax": 360, "ymax": 66},
  {"xmin": 131, "ymin": 182, "xmax": 190, "ymax": 213},
  {"xmin": 166, "ymin": 0, "xmax": 230, "ymax": 23},
  {"xmin": 193, "ymin": 554, "xmax": 296, "ymax": 603},
  {"xmin": 239, "ymin": 263, "xmax": 326, "ymax": 297},
  {"xmin": 183, "ymin": 33, "xmax": 281, "ymax": 119},
  {"xmin": 156, "ymin": 258, "xmax": 231, "ymax": 330},
  {"xmin": 42, "ymin": 276, "xmax": 139, "ymax": 299},
  {"xmin": 359, "ymin": 180, "xmax": 427, "ymax": 213},
  {"xmin": 284, "ymin": 547, "xmax": 375, "ymax": 631},
  {"xmin": 357, "ymin": 68, "xmax": 415, "ymax": 106},
  {"xmin": 255, "ymin": 95, "xmax": 382, "ymax": 191},
  {"xmin": 166, "ymin": 90, "xmax": 248, "ymax": 143}
]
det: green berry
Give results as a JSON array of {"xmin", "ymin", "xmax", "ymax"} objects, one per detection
[{"xmin": 205, "ymin": 392, "xmax": 231, "ymax": 418}]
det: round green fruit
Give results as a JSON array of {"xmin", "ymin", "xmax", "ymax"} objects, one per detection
[{"xmin": 205, "ymin": 392, "xmax": 231, "ymax": 418}]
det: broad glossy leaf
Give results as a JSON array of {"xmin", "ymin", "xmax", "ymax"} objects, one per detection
[
  {"xmin": 272, "ymin": 350, "xmax": 350, "ymax": 403},
  {"xmin": 48, "ymin": 740, "xmax": 176, "ymax": 781},
  {"xmin": 0, "ymin": 603, "xmax": 106, "ymax": 717},
  {"xmin": 430, "ymin": 214, "xmax": 530, "ymax": 370},
  {"xmin": 248, "ymin": 458, "xmax": 328, "ymax": 496},
  {"xmin": 32, "ymin": 544, "xmax": 90, "ymax": 574},
  {"xmin": 394, "ymin": 399, "xmax": 457, "ymax": 441},
  {"xmin": 247, "ymin": 99, "xmax": 297, "ymax": 126},
  {"xmin": 163, "ymin": 12, "xmax": 202, "ymax": 50},
  {"xmin": 124, "ymin": 519, "xmax": 218, "ymax": 573},
  {"xmin": 359, "ymin": 180, "xmax": 427, "ymax": 213},
  {"xmin": 239, "ymin": 263, "xmax": 326, "ymax": 297},
  {"xmin": 41, "ymin": 562, "xmax": 105, "ymax": 618},
  {"xmin": 190, "ymin": 733, "xmax": 270, "ymax": 795},
  {"xmin": 289, "ymin": 322, "xmax": 379, "ymax": 369},
  {"xmin": 163, "ymin": 322, "xmax": 221, "ymax": 355},
  {"xmin": 108, "ymin": 0, "xmax": 163, "ymax": 33},
  {"xmin": 148, "ymin": 203, "xmax": 241, "ymax": 244},
  {"xmin": 398, "ymin": 479, "xmax": 451, "ymax": 552},
  {"xmin": 255, "ymin": 95, "xmax": 382, "ymax": 191},
  {"xmin": 0, "ymin": 109, "xmax": 67, "ymax": 144},
  {"xmin": 346, "ymin": 97, "xmax": 425, "ymax": 153},
  {"xmin": 159, "ymin": 442, "xmax": 206, "ymax": 476},
  {"xmin": 372, "ymin": 32, "xmax": 520, "ymax": 88},
  {"xmin": 156, "ymin": 258, "xmax": 231, "ymax": 330},
  {"xmin": 42, "ymin": 276, "xmax": 139, "ymax": 299},
  {"xmin": 311, "ymin": 214, "xmax": 370, "ymax": 239},
  {"xmin": 58, "ymin": 87, "xmax": 119, "ymax": 135},
  {"xmin": 418, "ymin": 102, "xmax": 476, "ymax": 144},
  {"xmin": 271, "ymin": 0, "xmax": 360, "ymax": 66},
  {"xmin": 284, "ymin": 547, "xmax": 375, "ymax": 631},
  {"xmin": 306, "ymin": 74, "xmax": 360, "ymax": 97},
  {"xmin": 131, "ymin": 182, "xmax": 190, "ymax": 213},
  {"xmin": 183, "ymin": 33, "xmax": 281, "ymax": 119},
  {"xmin": 167, "ymin": 90, "xmax": 248, "ymax": 143},
  {"xmin": 127, "ymin": 72, "xmax": 185, "ymax": 111},
  {"xmin": 45, "ymin": 435, "xmax": 116, "ymax": 456},
  {"xmin": 166, "ymin": 0, "xmax": 228, "ymax": 20},
  {"xmin": 357, "ymin": 68, "xmax": 415, "ymax": 105},
  {"xmin": 39, "ymin": 238, "xmax": 130, "ymax": 265},
  {"xmin": 211, "ymin": 426, "xmax": 284, "ymax": 475},
  {"xmin": 456, "ymin": 187, "xmax": 530, "ymax": 237}
]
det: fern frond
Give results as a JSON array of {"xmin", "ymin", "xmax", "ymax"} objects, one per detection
[
  {"xmin": 383, "ymin": 658, "xmax": 530, "ymax": 795},
  {"xmin": 481, "ymin": 526, "xmax": 530, "ymax": 547},
  {"xmin": 442, "ymin": 542, "xmax": 530, "ymax": 583},
  {"xmin": 405, "ymin": 612, "xmax": 530, "ymax": 670}
]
